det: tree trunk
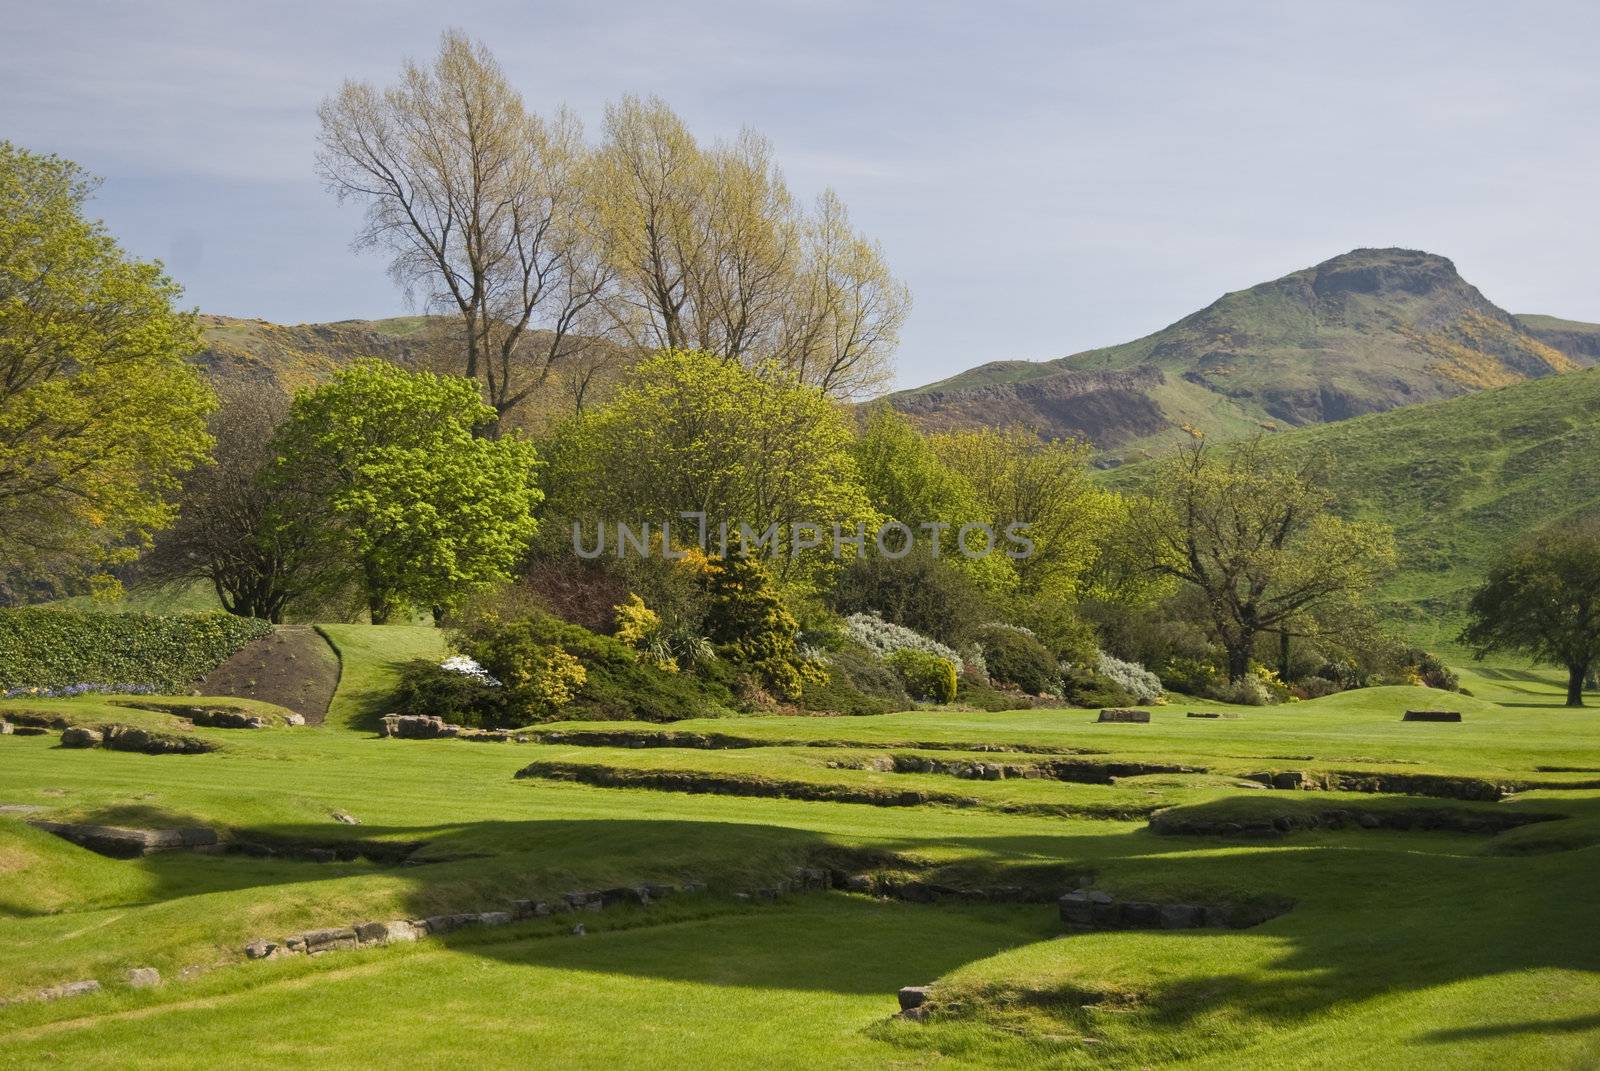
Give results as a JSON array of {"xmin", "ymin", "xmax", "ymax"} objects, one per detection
[
  {"xmin": 1226, "ymin": 643, "xmax": 1252, "ymax": 683},
  {"xmin": 1567, "ymin": 662, "xmax": 1587, "ymax": 708},
  {"xmin": 1278, "ymin": 630, "xmax": 1291, "ymax": 682}
]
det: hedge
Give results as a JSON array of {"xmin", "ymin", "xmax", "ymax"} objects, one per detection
[{"xmin": 0, "ymin": 608, "xmax": 273, "ymax": 691}]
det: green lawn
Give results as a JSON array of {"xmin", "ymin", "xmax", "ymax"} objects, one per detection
[{"xmin": 2, "ymin": 625, "xmax": 1598, "ymax": 1069}]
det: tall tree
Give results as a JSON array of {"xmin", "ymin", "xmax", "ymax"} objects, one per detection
[
  {"xmin": 0, "ymin": 142, "xmax": 213, "ymax": 596},
  {"xmin": 317, "ymin": 30, "xmax": 611, "ymax": 430},
  {"xmin": 273, "ymin": 360, "xmax": 542, "ymax": 623},
  {"xmin": 777, "ymin": 191, "xmax": 909, "ymax": 398},
  {"xmin": 144, "ymin": 389, "xmax": 346, "ymax": 622},
  {"xmin": 593, "ymin": 97, "xmax": 907, "ymax": 398},
  {"xmin": 1122, "ymin": 439, "xmax": 1396, "ymax": 681},
  {"xmin": 1461, "ymin": 521, "xmax": 1600, "ymax": 708},
  {"xmin": 932, "ymin": 426, "xmax": 1118, "ymax": 599},
  {"xmin": 543, "ymin": 349, "xmax": 872, "ymax": 573}
]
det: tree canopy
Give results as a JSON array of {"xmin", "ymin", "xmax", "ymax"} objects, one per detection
[
  {"xmin": 273, "ymin": 359, "xmax": 541, "ymax": 622},
  {"xmin": 0, "ymin": 141, "xmax": 213, "ymax": 596},
  {"xmin": 1462, "ymin": 520, "xmax": 1600, "ymax": 707},
  {"xmin": 1122, "ymin": 438, "xmax": 1396, "ymax": 681},
  {"xmin": 543, "ymin": 349, "xmax": 872, "ymax": 575}
]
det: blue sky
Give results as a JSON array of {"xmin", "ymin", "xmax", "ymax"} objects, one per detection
[{"xmin": 5, "ymin": 1, "xmax": 1597, "ymax": 389}]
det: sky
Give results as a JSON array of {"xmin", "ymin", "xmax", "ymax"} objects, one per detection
[{"xmin": 4, "ymin": 0, "xmax": 1597, "ymax": 390}]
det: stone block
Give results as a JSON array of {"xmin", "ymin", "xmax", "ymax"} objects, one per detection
[
  {"xmin": 897, "ymin": 986, "xmax": 931, "ymax": 1011},
  {"xmin": 1097, "ymin": 708, "xmax": 1151, "ymax": 724},
  {"xmin": 126, "ymin": 967, "xmax": 161, "ymax": 988}
]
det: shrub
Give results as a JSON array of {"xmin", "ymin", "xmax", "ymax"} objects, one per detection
[
  {"xmin": 1398, "ymin": 647, "xmax": 1461, "ymax": 692},
  {"xmin": 800, "ymin": 644, "xmax": 909, "ymax": 715},
  {"xmin": 956, "ymin": 676, "xmax": 1037, "ymax": 711},
  {"xmin": 452, "ymin": 612, "xmax": 739, "ymax": 724},
  {"xmin": 0, "ymin": 608, "xmax": 271, "ymax": 690},
  {"xmin": 843, "ymin": 612, "xmax": 963, "ymax": 670},
  {"xmin": 1058, "ymin": 661, "xmax": 1137, "ymax": 708},
  {"xmin": 829, "ymin": 549, "xmax": 992, "ymax": 646},
  {"xmin": 1292, "ymin": 676, "xmax": 1343, "ymax": 700},
  {"xmin": 703, "ymin": 543, "xmax": 805, "ymax": 699},
  {"xmin": 973, "ymin": 623, "xmax": 1057, "ymax": 695},
  {"xmin": 392, "ymin": 659, "xmax": 508, "ymax": 727},
  {"xmin": 886, "ymin": 648, "xmax": 958, "ymax": 703},
  {"xmin": 1205, "ymin": 674, "xmax": 1272, "ymax": 706},
  {"xmin": 1095, "ymin": 650, "xmax": 1165, "ymax": 704},
  {"xmin": 1157, "ymin": 655, "xmax": 1222, "ymax": 696}
]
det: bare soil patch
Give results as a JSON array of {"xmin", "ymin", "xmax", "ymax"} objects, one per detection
[{"xmin": 192, "ymin": 626, "xmax": 339, "ymax": 724}]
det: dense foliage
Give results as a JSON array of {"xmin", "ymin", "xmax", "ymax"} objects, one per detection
[
  {"xmin": 395, "ymin": 611, "xmax": 741, "ymax": 727},
  {"xmin": 0, "ymin": 142, "xmax": 213, "ymax": 596},
  {"xmin": 1120, "ymin": 438, "xmax": 1397, "ymax": 681},
  {"xmin": 541, "ymin": 350, "xmax": 872, "ymax": 574},
  {"xmin": 972, "ymin": 623, "xmax": 1059, "ymax": 695},
  {"xmin": 0, "ymin": 608, "xmax": 270, "ymax": 690},
  {"xmin": 885, "ymin": 648, "xmax": 958, "ymax": 704},
  {"xmin": 1462, "ymin": 520, "xmax": 1600, "ymax": 707},
  {"xmin": 272, "ymin": 360, "xmax": 542, "ymax": 623}
]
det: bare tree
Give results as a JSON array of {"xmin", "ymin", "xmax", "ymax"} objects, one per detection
[
  {"xmin": 593, "ymin": 97, "xmax": 909, "ymax": 398},
  {"xmin": 144, "ymin": 390, "xmax": 348, "ymax": 622},
  {"xmin": 778, "ymin": 190, "xmax": 910, "ymax": 398},
  {"xmin": 316, "ymin": 30, "xmax": 612, "ymax": 430}
]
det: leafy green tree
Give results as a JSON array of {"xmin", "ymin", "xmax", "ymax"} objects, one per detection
[
  {"xmin": 273, "ymin": 359, "xmax": 541, "ymax": 622},
  {"xmin": 0, "ymin": 142, "xmax": 213, "ymax": 594},
  {"xmin": 545, "ymin": 349, "xmax": 872, "ymax": 575},
  {"xmin": 930, "ymin": 426, "xmax": 1117, "ymax": 599},
  {"xmin": 853, "ymin": 405, "xmax": 1016, "ymax": 594},
  {"xmin": 1122, "ymin": 439, "xmax": 1396, "ymax": 682},
  {"xmin": 1461, "ymin": 520, "xmax": 1600, "ymax": 707}
]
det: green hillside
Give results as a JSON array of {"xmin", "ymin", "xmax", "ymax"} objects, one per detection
[
  {"xmin": 1103, "ymin": 367, "xmax": 1600, "ymax": 650},
  {"xmin": 892, "ymin": 249, "xmax": 1596, "ymax": 462}
]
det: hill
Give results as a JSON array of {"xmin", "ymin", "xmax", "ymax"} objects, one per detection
[
  {"xmin": 1102, "ymin": 367, "xmax": 1600, "ymax": 649},
  {"xmin": 192, "ymin": 314, "xmax": 449, "ymax": 394},
  {"xmin": 892, "ymin": 248, "xmax": 1598, "ymax": 461}
]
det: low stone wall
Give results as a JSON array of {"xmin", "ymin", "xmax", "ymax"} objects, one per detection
[
  {"xmin": 379, "ymin": 714, "xmax": 530, "ymax": 742},
  {"xmin": 834, "ymin": 753, "xmax": 1206, "ymax": 785},
  {"xmin": 59, "ymin": 723, "xmax": 215, "ymax": 755},
  {"xmin": 1148, "ymin": 803, "xmax": 1558, "ymax": 838},
  {"xmin": 1058, "ymin": 889, "xmax": 1290, "ymax": 930},
  {"xmin": 29, "ymin": 820, "xmax": 218, "ymax": 859},
  {"xmin": 244, "ymin": 879, "xmax": 729, "ymax": 962},
  {"xmin": 1242, "ymin": 768, "xmax": 1509, "ymax": 801},
  {"xmin": 514, "ymin": 760, "xmax": 1161, "ymax": 820}
]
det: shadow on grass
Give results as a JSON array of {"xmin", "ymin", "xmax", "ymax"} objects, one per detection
[
  {"xmin": 29, "ymin": 794, "xmax": 1598, "ymax": 1043},
  {"xmin": 1421, "ymin": 1013, "xmax": 1600, "ymax": 1042}
]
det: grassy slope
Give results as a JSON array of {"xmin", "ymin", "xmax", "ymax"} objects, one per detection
[
  {"xmin": 316, "ymin": 624, "xmax": 448, "ymax": 730},
  {"xmin": 1, "ymin": 625, "xmax": 1598, "ymax": 1067}
]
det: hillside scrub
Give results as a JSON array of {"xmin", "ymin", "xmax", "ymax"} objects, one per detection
[
  {"xmin": 397, "ymin": 611, "xmax": 741, "ymax": 726},
  {"xmin": 0, "ymin": 608, "xmax": 271, "ymax": 690}
]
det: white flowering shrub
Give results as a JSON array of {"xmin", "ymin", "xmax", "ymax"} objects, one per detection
[
  {"xmin": 843, "ymin": 612, "xmax": 963, "ymax": 672},
  {"xmin": 440, "ymin": 654, "xmax": 501, "ymax": 688},
  {"xmin": 1095, "ymin": 650, "xmax": 1164, "ymax": 703}
]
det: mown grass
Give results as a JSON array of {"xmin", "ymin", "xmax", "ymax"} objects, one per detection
[{"xmin": 1, "ymin": 625, "xmax": 1597, "ymax": 1069}]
